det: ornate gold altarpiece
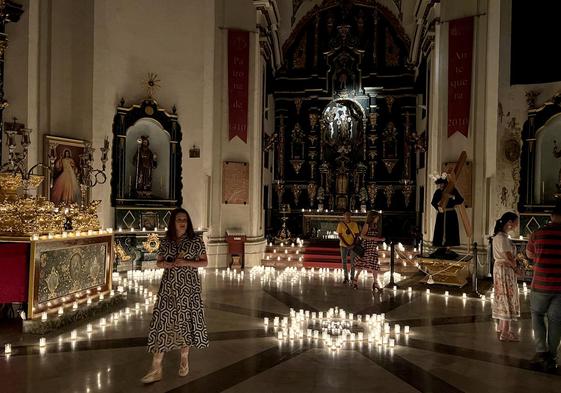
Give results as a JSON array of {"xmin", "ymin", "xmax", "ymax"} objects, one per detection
[{"xmin": 0, "ymin": 233, "xmax": 113, "ymax": 320}]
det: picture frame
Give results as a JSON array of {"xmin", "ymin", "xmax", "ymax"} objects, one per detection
[
  {"xmin": 141, "ymin": 212, "xmax": 158, "ymax": 231},
  {"xmin": 44, "ymin": 135, "xmax": 88, "ymax": 205},
  {"xmin": 222, "ymin": 161, "xmax": 249, "ymax": 204},
  {"xmin": 28, "ymin": 234, "xmax": 113, "ymax": 319}
]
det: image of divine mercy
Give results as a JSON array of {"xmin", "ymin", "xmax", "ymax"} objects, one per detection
[{"xmin": 51, "ymin": 149, "xmax": 81, "ymax": 204}]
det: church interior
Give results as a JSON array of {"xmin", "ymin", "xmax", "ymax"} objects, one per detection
[{"xmin": 1, "ymin": 0, "xmax": 561, "ymax": 391}]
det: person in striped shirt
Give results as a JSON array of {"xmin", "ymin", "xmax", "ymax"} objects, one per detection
[{"xmin": 526, "ymin": 203, "xmax": 561, "ymax": 372}]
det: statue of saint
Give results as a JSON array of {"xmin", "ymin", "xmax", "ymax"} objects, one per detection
[{"xmin": 133, "ymin": 136, "xmax": 157, "ymax": 197}]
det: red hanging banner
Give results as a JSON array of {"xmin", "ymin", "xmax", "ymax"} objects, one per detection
[
  {"xmin": 447, "ymin": 17, "xmax": 473, "ymax": 138},
  {"xmin": 228, "ymin": 29, "xmax": 249, "ymax": 143}
]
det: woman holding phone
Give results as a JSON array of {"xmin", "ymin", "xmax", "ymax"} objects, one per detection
[{"xmin": 141, "ymin": 208, "xmax": 209, "ymax": 383}]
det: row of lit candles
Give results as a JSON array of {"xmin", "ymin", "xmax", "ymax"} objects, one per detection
[
  {"xmin": 299, "ymin": 209, "xmax": 384, "ymax": 214},
  {"xmin": 36, "ymin": 288, "xmax": 124, "ymax": 320},
  {"xmin": 4, "ymin": 300, "xmax": 157, "ymax": 356},
  {"xmin": 30, "ymin": 225, "xmax": 212, "ymax": 241},
  {"xmin": 31, "ymin": 228, "xmax": 114, "ymax": 241},
  {"xmin": 4, "ymin": 269, "xmax": 168, "ymax": 356}
]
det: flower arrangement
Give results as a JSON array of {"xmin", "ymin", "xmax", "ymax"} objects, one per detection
[{"xmin": 429, "ymin": 172, "xmax": 448, "ymax": 182}]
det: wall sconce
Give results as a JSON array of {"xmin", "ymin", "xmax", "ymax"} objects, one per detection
[{"xmin": 189, "ymin": 145, "xmax": 200, "ymax": 158}]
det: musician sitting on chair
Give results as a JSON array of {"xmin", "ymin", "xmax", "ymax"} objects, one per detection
[{"xmin": 430, "ymin": 173, "xmax": 464, "ymax": 258}]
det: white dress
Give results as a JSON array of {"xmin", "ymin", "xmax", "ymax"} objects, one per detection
[{"xmin": 491, "ymin": 232, "xmax": 520, "ymax": 321}]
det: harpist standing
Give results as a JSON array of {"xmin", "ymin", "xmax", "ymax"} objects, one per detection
[{"xmin": 141, "ymin": 208, "xmax": 209, "ymax": 384}]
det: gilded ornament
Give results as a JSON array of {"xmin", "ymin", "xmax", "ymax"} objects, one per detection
[
  {"xmin": 504, "ymin": 139, "xmax": 521, "ymax": 162},
  {"xmin": 115, "ymin": 242, "xmax": 132, "ymax": 261},
  {"xmin": 291, "ymin": 184, "xmax": 302, "ymax": 206},
  {"xmin": 89, "ymin": 257, "xmax": 101, "ymax": 281},
  {"xmin": 143, "ymin": 72, "xmax": 161, "ymax": 99},
  {"xmin": 525, "ymin": 90, "xmax": 541, "ymax": 110},
  {"xmin": 46, "ymin": 267, "xmax": 60, "ymax": 298},
  {"xmin": 385, "ymin": 96, "xmax": 395, "ymax": 113},
  {"xmin": 0, "ymin": 36, "xmax": 7, "ymax": 59},
  {"xmin": 143, "ymin": 233, "xmax": 161, "ymax": 253}
]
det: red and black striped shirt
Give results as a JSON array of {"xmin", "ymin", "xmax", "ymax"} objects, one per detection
[{"xmin": 527, "ymin": 224, "xmax": 561, "ymax": 293}]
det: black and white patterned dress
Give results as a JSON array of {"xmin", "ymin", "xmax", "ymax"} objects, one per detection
[{"xmin": 147, "ymin": 234, "xmax": 209, "ymax": 353}]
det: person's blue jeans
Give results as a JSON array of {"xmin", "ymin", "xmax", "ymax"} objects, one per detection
[
  {"xmin": 530, "ymin": 291, "xmax": 561, "ymax": 359},
  {"xmin": 340, "ymin": 247, "xmax": 356, "ymax": 281}
]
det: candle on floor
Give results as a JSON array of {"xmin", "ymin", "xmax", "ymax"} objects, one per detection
[
  {"xmin": 408, "ymin": 287, "xmax": 412, "ymax": 293},
  {"xmin": 395, "ymin": 324, "xmax": 401, "ymax": 334},
  {"xmin": 70, "ymin": 330, "xmax": 77, "ymax": 340},
  {"xmin": 277, "ymin": 331, "xmax": 283, "ymax": 340},
  {"xmin": 264, "ymin": 317, "xmax": 269, "ymax": 325},
  {"xmin": 100, "ymin": 318, "xmax": 106, "ymax": 327},
  {"xmin": 444, "ymin": 291, "xmax": 449, "ymax": 297},
  {"xmin": 389, "ymin": 338, "xmax": 395, "ymax": 347},
  {"xmin": 462, "ymin": 293, "xmax": 467, "ymax": 299},
  {"xmin": 4, "ymin": 344, "xmax": 11, "ymax": 354},
  {"xmin": 404, "ymin": 325, "xmax": 410, "ymax": 334},
  {"xmin": 41, "ymin": 312, "xmax": 47, "ymax": 321},
  {"xmin": 86, "ymin": 323, "xmax": 93, "ymax": 333},
  {"xmin": 426, "ymin": 288, "xmax": 431, "ymax": 295},
  {"xmin": 39, "ymin": 338, "xmax": 46, "ymax": 347}
]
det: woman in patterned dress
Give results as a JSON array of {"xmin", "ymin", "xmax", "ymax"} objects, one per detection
[
  {"xmin": 141, "ymin": 208, "xmax": 209, "ymax": 383},
  {"xmin": 353, "ymin": 211, "xmax": 385, "ymax": 292},
  {"xmin": 491, "ymin": 212, "xmax": 520, "ymax": 342}
]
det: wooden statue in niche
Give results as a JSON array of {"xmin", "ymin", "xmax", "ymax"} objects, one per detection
[
  {"xmin": 133, "ymin": 135, "xmax": 158, "ymax": 198},
  {"xmin": 290, "ymin": 123, "xmax": 305, "ymax": 159},
  {"xmin": 382, "ymin": 121, "xmax": 398, "ymax": 158}
]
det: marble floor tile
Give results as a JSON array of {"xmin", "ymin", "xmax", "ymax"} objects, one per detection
[{"xmin": 0, "ymin": 269, "xmax": 558, "ymax": 393}]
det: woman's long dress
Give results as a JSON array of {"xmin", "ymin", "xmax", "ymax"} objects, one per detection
[
  {"xmin": 147, "ymin": 234, "xmax": 209, "ymax": 353},
  {"xmin": 355, "ymin": 224, "xmax": 380, "ymax": 271},
  {"xmin": 491, "ymin": 232, "xmax": 520, "ymax": 321}
]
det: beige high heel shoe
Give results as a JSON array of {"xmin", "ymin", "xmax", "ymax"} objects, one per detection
[
  {"xmin": 141, "ymin": 368, "xmax": 162, "ymax": 384},
  {"xmin": 179, "ymin": 351, "xmax": 190, "ymax": 377}
]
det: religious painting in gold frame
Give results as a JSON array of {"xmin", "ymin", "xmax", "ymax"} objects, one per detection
[
  {"xmin": 27, "ymin": 234, "xmax": 113, "ymax": 319},
  {"xmin": 44, "ymin": 135, "xmax": 88, "ymax": 205}
]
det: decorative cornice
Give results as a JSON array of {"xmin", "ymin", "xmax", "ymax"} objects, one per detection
[
  {"xmin": 283, "ymin": 0, "xmax": 411, "ymax": 57},
  {"xmin": 254, "ymin": 0, "xmax": 282, "ymax": 70}
]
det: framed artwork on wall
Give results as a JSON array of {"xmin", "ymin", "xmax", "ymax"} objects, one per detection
[
  {"xmin": 28, "ymin": 234, "xmax": 113, "ymax": 319},
  {"xmin": 44, "ymin": 135, "xmax": 87, "ymax": 205},
  {"xmin": 222, "ymin": 161, "xmax": 249, "ymax": 204},
  {"xmin": 141, "ymin": 212, "xmax": 158, "ymax": 231}
]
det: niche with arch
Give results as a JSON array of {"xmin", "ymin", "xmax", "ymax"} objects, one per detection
[{"xmin": 111, "ymin": 98, "xmax": 183, "ymax": 231}]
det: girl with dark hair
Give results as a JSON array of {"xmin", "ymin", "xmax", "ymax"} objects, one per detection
[
  {"xmin": 141, "ymin": 208, "xmax": 209, "ymax": 384},
  {"xmin": 491, "ymin": 211, "xmax": 521, "ymax": 342},
  {"xmin": 354, "ymin": 211, "xmax": 385, "ymax": 292}
]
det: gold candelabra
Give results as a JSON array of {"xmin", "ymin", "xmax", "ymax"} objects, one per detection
[{"xmin": 0, "ymin": 120, "xmax": 109, "ymax": 235}]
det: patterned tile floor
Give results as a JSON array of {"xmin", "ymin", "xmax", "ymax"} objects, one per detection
[{"xmin": 0, "ymin": 267, "xmax": 559, "ymax": 393}]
